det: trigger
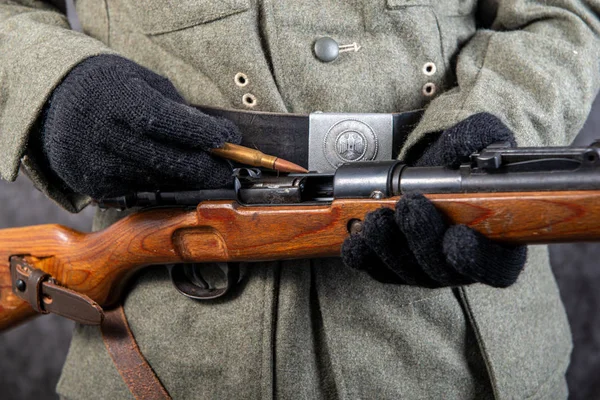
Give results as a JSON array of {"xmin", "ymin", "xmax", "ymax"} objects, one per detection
[{"xmin": 168, "ymin": 263, "xmax": 240, "ymax": 300}]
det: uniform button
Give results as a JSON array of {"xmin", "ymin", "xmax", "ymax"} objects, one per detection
[{"xmin": 314, "ymin": 37, "xmax": 340, "ymax": 63}]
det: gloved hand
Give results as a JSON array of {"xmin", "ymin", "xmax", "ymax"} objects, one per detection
[
  {"xmin": 341, "ymin": 113, "xmax": 527, "ymax": 288},
  {"xmin": 38, "ymin": 55, "xmax": 242, "ymax": 199}
]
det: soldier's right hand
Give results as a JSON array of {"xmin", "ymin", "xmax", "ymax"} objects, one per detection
[{"xmin": 37, "ymin": 55, "xmax": 242, "ymax": 199}]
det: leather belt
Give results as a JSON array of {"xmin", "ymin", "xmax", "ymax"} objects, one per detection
[{"xmin": 195, "ymin": 106, "xmax": 423, "ymax": 172}]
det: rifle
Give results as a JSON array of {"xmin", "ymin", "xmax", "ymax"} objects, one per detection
[{"xmin": 2, "ymin": 142, "xmax": 600, "ymax": 332}]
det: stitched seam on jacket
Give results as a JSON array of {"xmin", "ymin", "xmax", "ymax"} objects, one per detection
[
  {"xmin": 260, "ymin": 265, "xmax": 271, "ymax": 399},
  {"xmin": 103, "ymin": 0, "xmax": 111, "ymax": 47},
  {"xmin": 454, "ymin": 31, "xmax": 494, "ymax": 121},
  {"xmin": 458, "ymin": 286, "xmax": 500, "ymax": 400},
  {"xmin": 430, "ymin": 9, "xmax": 448, "ymax": 71},
  {"xmin": 263, "ymin": 0, "xmax": 291, "ymax": 112}
]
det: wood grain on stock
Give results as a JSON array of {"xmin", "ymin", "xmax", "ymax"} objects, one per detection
[{"xmin": 1, "ymin": 190, "xmax": 600, "ymax": 331}]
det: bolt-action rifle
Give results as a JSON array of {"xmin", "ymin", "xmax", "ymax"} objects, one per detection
[{"xmin": 2, "ymin": 142, "xmax": 600, "ymax": 331}]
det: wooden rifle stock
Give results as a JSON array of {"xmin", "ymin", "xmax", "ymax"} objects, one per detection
[{"xmin": 2, "ymin": 190, "xmax": 600, "ymax": 332}]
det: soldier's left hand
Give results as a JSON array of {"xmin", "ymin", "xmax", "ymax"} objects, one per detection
[{"xmin": 341, "ymin": 113, "xmax": 528, "ymax": 288}]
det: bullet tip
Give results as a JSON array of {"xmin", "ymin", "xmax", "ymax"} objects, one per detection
[{"xmin": 273, "ymin": 158, "xmax": 309, "ymax": 173}]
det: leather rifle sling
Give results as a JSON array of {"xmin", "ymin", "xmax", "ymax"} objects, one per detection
[{"xmin": 101, "ymin": 305, "xmax": 172, "ymax": 400}]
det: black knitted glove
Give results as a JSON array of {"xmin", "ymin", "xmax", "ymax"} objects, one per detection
[
  {"xmin": 341, "ymin": 113, "xmax": 528, "ymax": 288},
  {"xmin": 37, "ymin": 55, "xmax": 242, "ymax": 199}
]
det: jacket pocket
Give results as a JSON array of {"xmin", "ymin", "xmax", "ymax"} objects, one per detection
[{"xmin": 122, "ymin": 0, "xmax": 251, "ymax": 35}]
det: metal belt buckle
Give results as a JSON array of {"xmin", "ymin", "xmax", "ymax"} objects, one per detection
[{"xmin": 308, "ymin": 113, "xmax": 394, "ymax": 173}]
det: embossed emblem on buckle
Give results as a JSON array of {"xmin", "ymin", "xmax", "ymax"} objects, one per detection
[
  {"xmin": 309, "ymin": 113, "xmax": 393, "ymax": 172},
  {"xmin": 324, "ymin": 119, "xmax": 378, "ymax": 168}
]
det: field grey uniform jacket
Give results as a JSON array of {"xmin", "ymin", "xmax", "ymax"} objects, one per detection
[{"xmin": 1, "ymin": 0, "xmax": 599, "ymax": 399}]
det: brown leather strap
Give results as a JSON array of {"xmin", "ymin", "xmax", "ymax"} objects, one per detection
[
  {"xmin": 10, "ymin": 256, "xmax": 104, "ymax": 324},
  {"xmin": 43, "ymin": 281, "xmax": 104, "ymax": 324},
  {"xmin": 101, "ymin": 306, "xmax": 172, "ymax": 400},
  {"xmin": 26, "ymin": 268, "xmax": 50, "ymax": 313}
]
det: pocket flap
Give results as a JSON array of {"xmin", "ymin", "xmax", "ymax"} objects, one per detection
[
  {"xmin": 124, "ymin": 0, "xmax": 251, "ymax": 35},
  {"xmin": 387, "ymin": 0, "xmax": 476, "ymax": 15},
  {"xmin": 387, "ymin": 0, "xmax": 430, "ymax": 9}
]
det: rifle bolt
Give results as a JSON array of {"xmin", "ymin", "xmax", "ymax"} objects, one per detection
[
  {"xmin": 348, "ymin": 219, "xmax": 364, "ymax": 235},
  {"xmin": 15, "ymin": 279, "xmax": 26, "ymax": 292}
]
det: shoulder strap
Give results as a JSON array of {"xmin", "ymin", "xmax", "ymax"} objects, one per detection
[{"xmin": 101, "ymin": 305, "xmax": 172, "ymax": 400}]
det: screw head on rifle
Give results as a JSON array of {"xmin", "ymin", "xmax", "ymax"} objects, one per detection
[
  {"xmin": 15, "ymin": 279, "xmax": 26, "ymax": 292},
  {"xmin": 348, "ymin": 219, "xmax": 364, "ymax": 235}
]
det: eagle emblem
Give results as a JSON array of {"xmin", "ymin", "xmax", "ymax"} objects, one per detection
[{"xmin": 336, "ymin": 131, "xmax": 366, "ymax": 161}]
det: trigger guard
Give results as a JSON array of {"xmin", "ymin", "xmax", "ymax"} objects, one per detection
[{"xmin": 169, "ymin": 263, "xmax": 240, "ymax": 300}]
